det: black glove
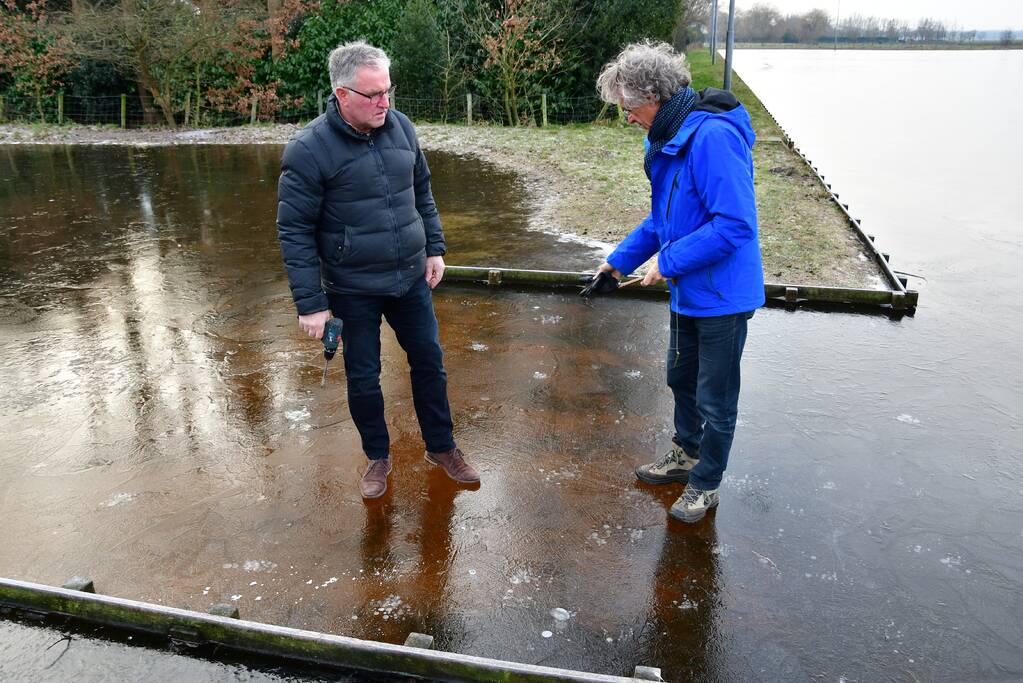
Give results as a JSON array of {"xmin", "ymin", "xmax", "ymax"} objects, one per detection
[{"xmin": 580, "ymin": 270, "xmax": 620, "ymax": 298}]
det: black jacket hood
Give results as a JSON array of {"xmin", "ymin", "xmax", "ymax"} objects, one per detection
[{"xmin": 694, "ymin": 87, "xmax": 741, "ymax": 114}]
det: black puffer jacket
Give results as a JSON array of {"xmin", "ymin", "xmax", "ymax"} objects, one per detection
[{"xmin": 276, "ymin": 95, "xmax": 445, "ymax": 314}]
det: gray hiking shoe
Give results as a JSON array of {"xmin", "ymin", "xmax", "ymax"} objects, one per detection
[
  {"xmin": 635, "ymin": 443, "xmax": 699, "ymax": 484},
  {"xmin": 669, "ymin": 486, "xmax": 720, "ymax": 523}
]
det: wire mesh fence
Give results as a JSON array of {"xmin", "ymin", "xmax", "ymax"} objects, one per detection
[{"xmin": 0, "ymin": 91, "xmax": 621, "ymax": 129}]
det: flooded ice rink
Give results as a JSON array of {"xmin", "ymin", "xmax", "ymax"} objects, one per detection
[{"xmin": 1, "ymin": 129, "xmax": 1021, "ymax": 681}]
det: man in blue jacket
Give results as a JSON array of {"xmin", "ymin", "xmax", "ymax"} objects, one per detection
[
  {"xmin": 276, "ymin": 41, "xmax": 479, "ymax": 499},
  {"xmin": 593, "ymin": 41, "xmax": 764, "ymax": 523}
]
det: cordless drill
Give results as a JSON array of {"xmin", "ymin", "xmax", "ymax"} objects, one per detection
[{"xmin": 320, "ymin": 317, "xmax": 343, "ymax": 387}]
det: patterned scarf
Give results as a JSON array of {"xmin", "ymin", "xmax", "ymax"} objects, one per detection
[{"xmin": 644, "ymin": 86, "xmax": 698, "ymax": 180}]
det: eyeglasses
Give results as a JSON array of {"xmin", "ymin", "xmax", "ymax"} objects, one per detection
[{"xmin": 344, "ymin": 84, "xmax": 396, "ymax": 105}]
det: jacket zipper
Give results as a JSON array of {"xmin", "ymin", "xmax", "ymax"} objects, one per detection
[{"xmin": 665, "ymin": 171, "xmax": 680, "ymax": 220}]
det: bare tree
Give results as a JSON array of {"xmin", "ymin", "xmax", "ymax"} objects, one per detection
[
  {"xmin": 64, "ymin": 0, "xmax": 231, "ymax": 126},
  {"xmin": 463, "ymin": 0, "xmax": 572, "ymax": 126},
  {"xmin": 1001, "ymin": 29, "xmax": 1015, "ymax": 46},
  {"xmin": 737, "ymin": 3, "xmax": 785, "ymax": 43}
]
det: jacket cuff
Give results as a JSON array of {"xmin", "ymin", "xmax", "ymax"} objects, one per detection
[{"xmin": 296, "ymin": 292, "xmax": 330, "ymax": 316}]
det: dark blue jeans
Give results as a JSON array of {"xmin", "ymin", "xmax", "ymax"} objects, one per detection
[
  {"xmin": 667, "ymin": 310, "xmax": 752, "ymax": 490},
  {"xmin": 327, "ymin": 279, "xmax": 455, "ymax": 460}
]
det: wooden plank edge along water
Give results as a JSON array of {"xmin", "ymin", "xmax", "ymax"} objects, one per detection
[
  {"xmin": 443, "ymin": 266, "xmax": 916, "ymax": 313},
  {"xmin": 0, "ymin": 576, "xmax": 663, "ymax": 683}
]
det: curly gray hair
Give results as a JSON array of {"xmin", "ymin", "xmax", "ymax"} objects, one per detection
[
  {"xmin": 328, "ymin": 41, "xmax": 391, "ymax": 91},
  {"xmin": 596, "ymin": 40, "xmax": 691, "ymax": 108}
]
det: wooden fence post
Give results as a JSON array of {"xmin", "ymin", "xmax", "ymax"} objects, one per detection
[
  {"xmin": 120, "ymin": 94, "xmax": 126, "ymax": 128},
  {"xmin": 466, "ymin": 93, "xmax": 473, "ymax": 126},
  {"xmin": 184, "ymin": 92, "xmax": 191, "ymax": 127},
  {"xmin": 58, "ymin": 92, "xmax": 64, "ymax": 125},
  {"xmin": 541, "ymin": 93, "xmax": 548, "ymax": 127},
  {"xmin": 250, "ymin": 99, "xmax": 257, "ymax": 124}
]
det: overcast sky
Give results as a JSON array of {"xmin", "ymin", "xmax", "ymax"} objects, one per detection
[{"xmin": 731, "ymin": 0, "xmax": 1023, "ymax": 30}]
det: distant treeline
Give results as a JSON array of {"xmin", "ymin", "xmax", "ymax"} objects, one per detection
[
  {"xmin": 0, "ymin": 0, "xmax": 712, "ymax": 127},
  {"xmin": 717, "ymin": 2, "xmax": 1016, "ymax": 46}
]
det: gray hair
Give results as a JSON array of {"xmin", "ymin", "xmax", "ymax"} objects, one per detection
[
  {"xmin": 596, "ymin": 40, "xmax": 691, "ymax": 108},
  {"xmin": 328, "ymin": 41, "xmax": 391, "ymax": 91}
]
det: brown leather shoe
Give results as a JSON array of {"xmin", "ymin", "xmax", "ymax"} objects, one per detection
[
  {"xmin": 360, "ymin": 457, "xmax": 391, "ymax": 499},
  {"xmin": 425, "ymin": 447, "xmax": 480, "ymax": 483}
]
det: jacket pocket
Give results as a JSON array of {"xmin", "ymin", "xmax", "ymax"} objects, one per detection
[{"xmin": 320, "ymin": 228, "xmax": 350, "ymax": 266}]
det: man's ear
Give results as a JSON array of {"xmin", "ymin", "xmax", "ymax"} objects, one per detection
[{"xmin": 335, "ymin": 87, "xmax": 346, "ymax": 104}]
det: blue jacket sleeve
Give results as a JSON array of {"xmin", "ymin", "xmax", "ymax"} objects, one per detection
[
  {"xmin": 607, "ymin": 212, "xmax": 660, "ymax": 277},
  {"xmin": 657, "ymin": 122, "xmax": 757, "ymax": 278},
  {"xmin": 277, "ymin": 137, "xmax": 329, "ymax": 315}
]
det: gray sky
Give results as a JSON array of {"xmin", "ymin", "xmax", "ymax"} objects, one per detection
[{"xmin": 732, "ymin": 0, "xmax": 1023, "ymax": 30}]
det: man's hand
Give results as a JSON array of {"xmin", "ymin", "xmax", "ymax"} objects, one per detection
[
  {"xmin": 642, "ymin": 260, "xmax": 666, "ymax": 286},
  {"xmin": 425, "ymin": 255, "xmax": 445, "ymax": 289},
  {"xmin": 298, "ymin": 309, "xmax": 332, "ymax": 340},
  {"xmin": 598, "ymin": 262, "xmax": 624, "ymax": 280}
]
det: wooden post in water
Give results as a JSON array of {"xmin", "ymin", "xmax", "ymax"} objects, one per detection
[
  {"xmin": 250, "ymin": 99, "xmax": 257, "ymax": 125},
  {"xmin": 466, "ymin": 93, "xmax": 473, "ymax": 126},
  {"xmin": 120, "ymin": 94, "xmax": 126, "ymax": 128},
  {"xmin": 541, "ymin": 93, "xmax": 548, "ymax": 127},
  {"xmin": 184, "ymin": 92, "xmax": 191, "ymax": 127},
  {"xmin": 58, "ymin": 92, "xmax": 64, "ymax": 125}
]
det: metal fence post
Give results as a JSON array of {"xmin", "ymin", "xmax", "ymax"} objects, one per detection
[
  {"xmin": 120, "ymin": 94, "xmax": 126, "ymax": 128},
  {"xmin": 58, "ymin": 92, "xmax": 64, "ymax": 125},
  {"xmin": 541, "ymin": 93, "xmax": 548, "ymax": 127},
  {"xmin": 250, "ymin": 99, "xmax": 257, "ymax": 124},
  {"xmin": 466, "ymin": 93, "xmax": 473, "ymax": 126}
]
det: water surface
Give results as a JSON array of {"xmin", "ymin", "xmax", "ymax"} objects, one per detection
[{"xmin": 2, "ymin": 61, "xmax": 1023, "ymax": 682}]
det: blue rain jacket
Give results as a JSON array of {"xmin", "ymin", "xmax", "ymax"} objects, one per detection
[{"xmin": 607, "ymin": 89, "xmax": 765, "ymax": 317}]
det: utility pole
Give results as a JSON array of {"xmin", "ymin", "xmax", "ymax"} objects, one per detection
[
  {"xmin": 723, "ymin": 0, "xmax": 736, "ymax": 91},
  {"xmin": 834, "ymin": 0, "xmax": 841, "ymax": 51},
  {"xmin": 710, "ymin": 0, "xmax": 719, "ymax": 64}
]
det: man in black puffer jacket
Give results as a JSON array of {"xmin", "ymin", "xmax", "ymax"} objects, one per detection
[{"xmin": 277, "ymin": 41, "xmax": 479, "ymax": 499}]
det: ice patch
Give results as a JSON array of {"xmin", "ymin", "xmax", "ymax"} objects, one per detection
[
  {"xmin": 470, "ymin": 342, "xmax": 488, "ymax": 351},
  {"xmin": 549, "ymin": 607, "xmax": 570, "ymax": 621},
  {"xmin": 243, "ymin": 560, "xmax": 277, "ymax": 573},
  {"xmin": 624, "ymin": 370, "xmax": 643, "ymax": 379},
  {"xmin": 101, "ymin": 492, "xmax": 136, "ymax": 508},
  {"xmin": 821, "ymin": 481, "xmax": 837, "ymax": 490},
  {"xmin": 533, "ymin": 371, "xmax": 548, "ymax": 380},
  {"xmin": 539, "ymin": 315, "xmax": 562, "ymax": 325},
  {"xmin": 940, "ymin": 554, "xmax": 962, "ymax": 568},
  {"xmin": 541, "ymin": 630, "xmax": 553, "ymax": 638},
  {"xmin": 896, "ymin": 414, "xmax": 920, "ymax": 424},
  {"xmin": 285, "ymin": 407, "xmax": 311, "ymax": 422},
  {"xmin": 509, "ymin": 568, "xmax": 537, "ymax": 585}
]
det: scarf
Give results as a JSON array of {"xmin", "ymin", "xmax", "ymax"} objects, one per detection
[{"xmin": 644, "ymin": 86, "xmax": 698, "ymax": 180}]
